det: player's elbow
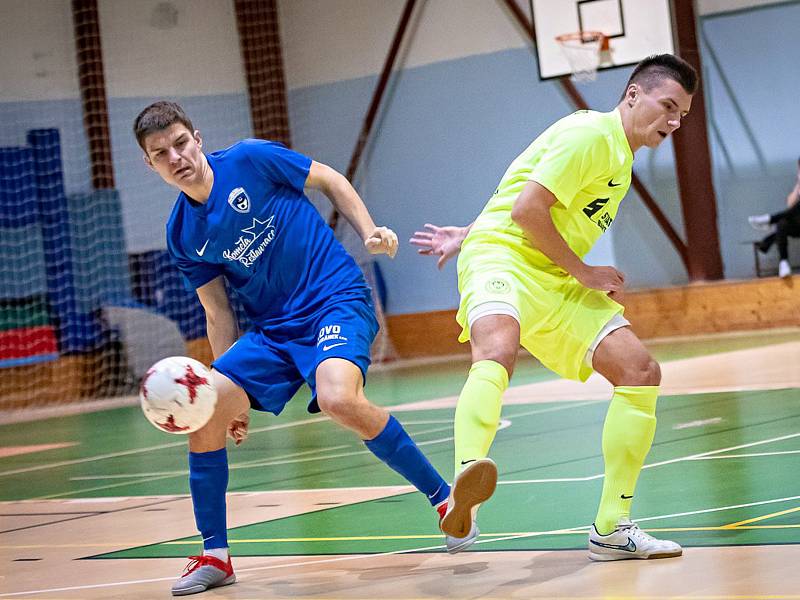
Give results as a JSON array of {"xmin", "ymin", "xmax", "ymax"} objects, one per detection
[
  {"xmin": 510, "ymin": 199, "xmax": 527, "ymax": 226},
  {"xmin": 511, "ymin": 196, "xmax": 539, "ymax": 228}
]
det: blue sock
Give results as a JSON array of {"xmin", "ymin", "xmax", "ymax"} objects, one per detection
[
  {"xmin": 188, "ymin": 448, "xmax": 229, "ymax": 550},
  {"xmin": 364, "ymin": 415, "xmax": 450, "ymax": 506}
]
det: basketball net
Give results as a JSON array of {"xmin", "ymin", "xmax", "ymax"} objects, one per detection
[{"xmin": 555, "ymin": 31, "xmax": 611, "ymax": 83}]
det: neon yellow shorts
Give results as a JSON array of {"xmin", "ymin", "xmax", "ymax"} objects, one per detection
[{"xmin": 456, "ymin": 239, "xmax": 624, "ymax": 381}]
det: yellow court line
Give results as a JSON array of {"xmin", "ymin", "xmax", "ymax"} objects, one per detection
[
  {"xmin": 165, "ymin": 524, "xmax": 800, "ymax": 545},
  {"xmin": 722, "ymin": 505, "xmax": 800, "ymax": 529},
  {"xmin": 5, "ymin": 523, "xmax": 800, "ymax": 550}
]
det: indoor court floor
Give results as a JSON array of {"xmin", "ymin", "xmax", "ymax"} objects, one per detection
[{"xmin": 2, "ymin": 328, "xmax": 800, "ymax": 598}]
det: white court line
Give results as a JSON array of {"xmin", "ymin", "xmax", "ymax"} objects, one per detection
[
  {"xmin": 45, "ymin": 427, "xmax": 800, "ymax": 495},
  {"xmin": 6, "ymin": 492, "xmax": 800, "ymax": 598},
  {"xmin": 39, "ymin": 427, "xmax": 800, "ymax": 505},
  {"xmin": 501, "ymin": 431, "xmax": 800, "ymax": 485},
  {"xmin": 1, "ymin": 397, "xmax": 559, "ymax": 481},
  {"xmin": 70, "ymin": 445, "xmax": 353, "ymax": 481},
  {"xmin": 473, "ymin": 493, "xmax": 800, "ymax": 547},
  {"xmin": 66, "ymin": 421, "xmax": 514, "ymax": 482},
  {"xmin": 0, "ymin": 415, "xmax": 331, "ymax": 478},
  {"xmin": 687, "ymin": 450, "xmax": 800, "ymax": 460}
]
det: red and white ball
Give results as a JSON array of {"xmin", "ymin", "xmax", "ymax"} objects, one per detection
[{"xmin": 139, "ymin": 356, "xmax": 217, "ymax": 434}]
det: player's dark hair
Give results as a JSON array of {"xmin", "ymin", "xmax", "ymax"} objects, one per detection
[
  {"xmin": 133, "ymin": 101, "xmax": 195, "ymax": 150},
  {"xmin": 621, "ymin": 54, "xmax": 698, "ymax": 101}
]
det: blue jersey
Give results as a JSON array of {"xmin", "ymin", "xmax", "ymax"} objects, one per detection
[{"xmin": 166, "ymin": 140, "xmax": 369, "ymax": 328}]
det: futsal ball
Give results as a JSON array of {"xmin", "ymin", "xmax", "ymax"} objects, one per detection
[{"xmin": 139, "ymin": 356, "xmax": 217, "ymax": 434}]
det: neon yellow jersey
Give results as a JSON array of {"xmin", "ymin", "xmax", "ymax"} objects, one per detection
[{"xmin": 466, "ymin": 108, "xmax": 633, "ymax": 274}]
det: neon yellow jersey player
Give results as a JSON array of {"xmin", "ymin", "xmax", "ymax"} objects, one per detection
[{"xmin": 410, "ymin": 54, "xmax": 697, "ymax": 561}]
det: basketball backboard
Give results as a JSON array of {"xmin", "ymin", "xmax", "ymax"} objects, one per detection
[{"xmin": 531, "ymin": 0, "xmax": 675, "ymax": 80}]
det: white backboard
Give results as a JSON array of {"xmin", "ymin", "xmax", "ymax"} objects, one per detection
[{"xmin": 532, "ymin": 0, "xmax": 676, "ymax": 80}]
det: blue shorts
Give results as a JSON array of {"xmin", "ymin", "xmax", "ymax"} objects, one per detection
[{"xmin": 212, "ymin": 294, "xmax": 379, "ymax": 415}]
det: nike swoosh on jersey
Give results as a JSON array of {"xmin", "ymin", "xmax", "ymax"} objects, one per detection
[
  {"xmin": 322, "ymin": 342, "xmax": 347, "ymax": 351},
  {"xmin": 608, "ymin": 180, "xmax": 622, "ymax": 187},
  {"xmin": 196, "ymin": 240, "xmax": 210, "ymax": 256}
]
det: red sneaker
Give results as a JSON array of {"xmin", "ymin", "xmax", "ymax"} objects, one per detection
[{"xmin": 171, "ymin": 554, "xmax": 236, "ymax": 596}]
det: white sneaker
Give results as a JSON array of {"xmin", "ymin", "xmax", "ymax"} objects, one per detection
[
  {"xmin": 446, "ymin": 518, "xmax": 480, "ymax": 554},
  {"xmin": 588, "ymin": 519, "xmax": 682, "ymax": 561},
  {"xmin": 748, "ymin": 214, "xmax": 773, "ymax": 232},
  {"xmin": 779, "ymin": 259, "xmax": 792, "ymax": 278},
  {"xmin": 439, "ymin": 458, "xmax": 497, "ymax": 539}
]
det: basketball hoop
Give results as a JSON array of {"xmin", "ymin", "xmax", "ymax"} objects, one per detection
[{"xmin": 555, "ymin": 31, "xmax": 611, "ymax": 83}]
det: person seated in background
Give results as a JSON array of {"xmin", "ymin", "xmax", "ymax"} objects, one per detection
[{"xmin": 749, "ymin": 157, "xmax": 800, "ymax": 278}]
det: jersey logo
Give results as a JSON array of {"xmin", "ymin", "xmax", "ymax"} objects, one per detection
[
  {"xmin": 583, "ymin": 198, "xmax": 614, "ymax": 232},
  {"xmin": 195, "ymin": 240, "xmax": 210, "ymax": 257},
  {"xmin": 222, "ymin": 216, "xmax": 276, "ymax": 268},
  {"xmin": 322, "ymin": 342, "xmax": 347, "ymax": 351},
  {"xmin": 485, "ymin": 278, "xmax": 510, "ymax": 294},
  {"xmin": 608, "ymin": 179, "xmax": 622, "ymax": 187},
  {"xmin": 583, "ymin": 197, "xmax": 609, "ymax": 218},
  {"xmin": 227, "ymin": 187, "xmax": 251, "ymax": 214},
  {"xmin": 318, "ymin": 324, "xmax": 349, "ymax": 348}
]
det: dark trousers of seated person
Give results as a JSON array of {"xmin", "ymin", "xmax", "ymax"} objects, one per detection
[{"xmin": 758, "ymin": 202, "xmax": 800, "ymax": 260}]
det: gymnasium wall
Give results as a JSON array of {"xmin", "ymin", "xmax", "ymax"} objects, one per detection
[
  {"xmin": 1, "ymin": 0, "xmax": 798, "ymax": 314},
  {"xmin": 0, "ymin": 0, "xmax": 253, "ymax": 253},
  {"xmin": 279, "ymin": 0, "xmax": 800, "ymax": 314}
]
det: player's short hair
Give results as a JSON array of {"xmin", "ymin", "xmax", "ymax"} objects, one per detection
[
  {"xmin": 133, "ymin": 101, "xmax": 194, "ymax": 150},
  {"xmin": 622, "ymin": 54, "xmax": 698, "ymax": 100}
]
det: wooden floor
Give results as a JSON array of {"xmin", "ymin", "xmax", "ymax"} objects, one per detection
[{"xmin": 2, "ymin": 328, "xmax": 800, "ymax": 598}]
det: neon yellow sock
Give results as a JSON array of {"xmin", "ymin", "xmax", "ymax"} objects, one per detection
[
  {"xmin": 594, "ymin": 385, "xmax": 658, "ymax": 534},
  {"xmin": 453, "ymin": 360, "xmax": 508, "ymax": 478}
]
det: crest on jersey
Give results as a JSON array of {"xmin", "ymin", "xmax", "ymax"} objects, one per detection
[{"xmin": 227, "ymin": 187, "xmax": 251, "ymax": 214}]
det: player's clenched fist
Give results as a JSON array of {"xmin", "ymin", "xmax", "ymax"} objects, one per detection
[{"xmin": 365, "ymin": 226, "xmax": 398, "ymax": 258}]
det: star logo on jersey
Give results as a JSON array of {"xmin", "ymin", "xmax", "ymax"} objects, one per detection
[
  {"xmin": 240, "ymin": 216, "xmax": 273, "ymax": 239},
  {"xmin": 227, "ymin": 187, "xmax": 251, "ymax": 214},
  {"xmin": 222, "ymin": 215, "xmax": 277, "ymax": 268}
]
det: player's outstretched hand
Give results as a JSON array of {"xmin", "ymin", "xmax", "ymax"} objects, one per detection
[
  {"xmin": 575, "ymin": 264, "xmax": 625, "ymax": 294},
  {"xmin": 409, "ymin": 223, "xmax": 467, "ymax": 269},
  {"xmin": 227, "ymin": 412, "xmax": 250, "ymax": 446},
  {"xmin": 365, "ymin": 226, "xmax": 399, "ymax": 258}
]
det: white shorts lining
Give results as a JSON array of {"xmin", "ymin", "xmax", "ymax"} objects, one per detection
[
  {"xmin": 466, "ymin": 301, "xmax": 521, "ymax": 329},
  {"xmin": 584, "ymin": 313, "xmax": 630, "ymax": 368}
]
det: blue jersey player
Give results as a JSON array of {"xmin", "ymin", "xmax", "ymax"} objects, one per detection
[{"xmin": 134, "ymin": 102, "xmax": 474, "ymax": 596}]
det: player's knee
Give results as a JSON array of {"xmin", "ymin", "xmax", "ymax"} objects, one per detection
[
  {"xmin": 211, "ymin": 373, "xmax": 250, "ymax": 421},
  {"xmin": 316, "ymin": 385, "xmax": 359, "ymax": 420},
  {"xmin": 626, "ymin": 357, "xmax": 660, "ymax": 386},
  {"xmin": 473, "ymin": 347, "xmax": 517, "ymax": 378}
]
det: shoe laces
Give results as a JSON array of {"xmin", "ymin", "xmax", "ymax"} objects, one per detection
[
  {"xmin": 182, "ymin": 555, "xmax": 226, "ymax": 576},
  {"xmin": 617, "ymin": 520, "xmax": 656, "ymax": 543}
]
